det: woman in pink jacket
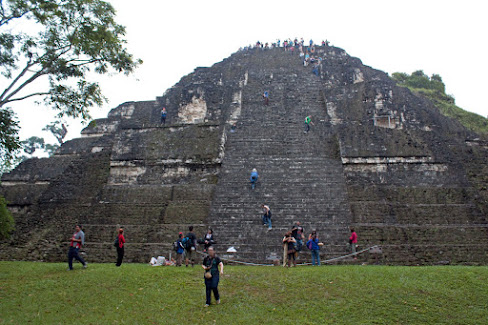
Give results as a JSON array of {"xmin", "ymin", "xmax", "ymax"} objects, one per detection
[{"xmin": 116, "ymin": 228, "xmax": 126, "ymax": 267}]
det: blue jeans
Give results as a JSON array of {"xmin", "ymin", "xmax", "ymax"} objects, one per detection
[
  {"xmin": 262, "ymin": 215, "xmax": 272, "ymax": 229},
  {"xmin": 68, "ymin": 247, "xmax": 86, "ymax": 269},
  {"xmin": 311, "ymin": 249, "xmax": 320, "ymax": 266},
  {"xmin": 205, "ymin": 276, "xmax": 220, "ymax": 305},
  {"xmin": 296, "ymin": 239, "xmax": 303, "ymax": 252},
  {"xmin": 250, "ymin": 176, "xmax": 258, "ymax": 189}
]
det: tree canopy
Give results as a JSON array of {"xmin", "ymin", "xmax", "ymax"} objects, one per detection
[
  {"xmin": 0, "ymin": 0, "xmax": 142, "ymax": 166},
  {"xmin": 391, "ymin": 70, "xmax": 446, "ymax": 94}
]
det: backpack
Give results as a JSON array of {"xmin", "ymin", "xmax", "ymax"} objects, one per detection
[
  {"xmin": 307, "ymin": 240, "xmax": 313, "ymax": 250},
  {"xmin": 181, "ymin": 236, "xmax": 191, "ymax": 249},
  {"xmin": 173, "ymin": 241, "xmax": 179, "ymax": 251},
  {"xmin": 113, "ymin": 236, "xmax": 119, "ymax": 248}
]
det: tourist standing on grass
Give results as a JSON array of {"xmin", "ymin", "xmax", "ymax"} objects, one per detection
[
  {"xmin": 250, "ymin": 168, "xmax": 259, "ymax": 189},
  {"xmin": 261, "ymin": 204, "xmax": 272, "ymax": 231},
  {"xmin": 283, "ymin": 231, "xmax": 297, "ymax": 267},
  {"xmin": 185, "ymin": 226, "xmax": 197, "ymax": 267},
  {"xmin": 202, "ymin": 246, "xmax": 224, "ymax": 307},
  {"xmin": 349, "ymin": 228, "xmax": 358, "ymax": 259},
  {"xmin": 203, "ymin": 228, "xmax": 215, "ymax": 252},
  {"xmin": 175, "ymin": 232, "xmax": 185, "ymax": 266},
  {"xmin": 292, "ymin": 222, "xmax": 305, "ymax": 262},
  {"xmin": 115, "ymin": 227, "xmax": 126, "ymax": 267},
  {"xmin": 306, "ymin": 231, "xmax": 321, "ymax": 266},
  {"xmin": 292, "ymin": 221, "xmax": 305, "ymax": 252},
  {"xmin": 67, "ymin": 224, "xmax": 87, "ymax": 270}
]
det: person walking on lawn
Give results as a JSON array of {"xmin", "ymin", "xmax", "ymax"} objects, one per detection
[
  {"xmin": 67, "ymin": 224, "xmax": 87, "ymax": 270},
  {"xmin": 202, "ymin": 246, "xmax": 224, "ymax": 307}
]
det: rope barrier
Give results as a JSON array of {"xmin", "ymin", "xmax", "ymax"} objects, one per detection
[
  {"xmin": 299, "ymin": 245, "xmax": 379, "ymax": 266},
  {"xmin": 196, "ymin": 245, "xmax": 380, "ymax": 267}
]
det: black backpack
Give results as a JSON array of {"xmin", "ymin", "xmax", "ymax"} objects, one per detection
[
  {"xmin": 113, "ymin": 236, "xmax": 119, "ymax": 248},
  {"xmin": 181, "ymin": 236, "xmax": 191, "ymax": 249}
]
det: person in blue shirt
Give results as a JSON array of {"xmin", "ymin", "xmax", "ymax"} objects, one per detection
[
  {"xmin": 175, "ymin": 232, "xmax": 185, "ymax": 266},
  {"xmin": 263, "ymin": 91, "xmax": 269, "ymax": 106},
  {"xmin": 306, "ymin": 231, "xmax": 321, "ymax": 266},
  {"xmin": 250, "ymin": 168, "xmax": 258, "ymax": 189},
  {"xmin": 160, "ymin": 107, "xmax": 167, "ymax": 124}
]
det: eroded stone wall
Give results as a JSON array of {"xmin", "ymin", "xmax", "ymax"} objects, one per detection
[{"xmin": 1, "ymin": 45, "xmax": 487, "ymax": 265}]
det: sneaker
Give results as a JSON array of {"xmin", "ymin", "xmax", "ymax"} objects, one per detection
[
  {"xmin": 204, "ymin": 304, "xmax": 210, "ymax": 308},
  {"xmin": 267, "ymin": 227, "xmax": 272, "ymax": 231},
  {"xmin": 67, "ymin": 268, "xmax": 73, "ymax": 271},
  {"xmin": 83, "ymin": 263, "xmax": 88, "ymax": 269},
  {"xmin": 216, "ymin": 300, "xmax": 220, "ymax": 305}
]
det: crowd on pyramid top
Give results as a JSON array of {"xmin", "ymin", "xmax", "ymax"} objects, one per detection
[
  {"xmin": 238, "ymin": 38, "xmax": 330, "ymax": 76},
  {"xmin": 239, "ymin": 38, "xmax": 330, "ymax": 52}
]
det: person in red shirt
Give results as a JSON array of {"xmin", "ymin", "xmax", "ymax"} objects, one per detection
[
  {"xmin": 349, "ymin": 228, "xmax": 358, "ymax": 259},
  {"xmin": 116, "ymin": 228, "xmax": 126, "ymax": 267}
]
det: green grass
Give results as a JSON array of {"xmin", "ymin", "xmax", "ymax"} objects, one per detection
[
  {"xmin": 409, "ymin": 87, "xmax": 488, "ymax": 135},
  {"xmin": 1, "ymin": 262, "xmax": 487, "ymax": 324}
]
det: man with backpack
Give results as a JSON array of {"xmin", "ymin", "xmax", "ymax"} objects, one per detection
[
  {"xmin": 292, "ymin": 221, "xmax": 305, "ymax": 253},
  {"xmin": 184, "ymin": 226, "xmax": 197, "ymax": 267}
]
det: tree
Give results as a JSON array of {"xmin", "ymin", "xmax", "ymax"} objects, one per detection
[
  {"xmin": 0, "ymin": 107, "xmax": 20, "ymax": 165},
  {"xmin": 0, "ymin": 195, "xmax": 15, "ymax": 240},
  {"xmin": 391, "ymin": 70, "xmax": 446, "ymax": 94},
  {"xmin": 0, "ymin": 0, "xmax": 142, "ymax": 166},
  {"xmin": 44, "ymin": 143, "xmax": 59, "ymax": 156},
  {"xmin": 42, "ymin": 121, "xmax": 67, "ymax": 144},
  {"xmin": 22, "ymin": 136, "xmax": 45, "ymax": 154}
]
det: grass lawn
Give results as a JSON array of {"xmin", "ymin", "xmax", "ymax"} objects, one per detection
[{"xmin": 0, "ymin": 262, "xmax": 487, "ymax": 324}]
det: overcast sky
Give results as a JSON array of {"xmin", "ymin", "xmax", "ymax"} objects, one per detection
[{"xmin": 9, "ymin": 0, "xmax": 488, "ymax": 152}]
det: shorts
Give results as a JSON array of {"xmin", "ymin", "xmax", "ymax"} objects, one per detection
[{"xmin": 185, "ymin": 248, "xmax": 195, "ymax": 260}]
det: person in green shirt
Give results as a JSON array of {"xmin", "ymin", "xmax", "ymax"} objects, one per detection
[{"xmin": 304, "ymin": 115, "xmax": 314, "ymax": 133}]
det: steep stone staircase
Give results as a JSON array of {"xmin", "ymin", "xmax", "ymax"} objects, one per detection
[{"xmin": 208, "ymin": 49, "xmax": 353, "ymax": 263}]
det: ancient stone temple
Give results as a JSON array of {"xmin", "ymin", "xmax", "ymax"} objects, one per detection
[{"xmin": 1, "ymin": 45, "xmax": 487, "ymax": 265}]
